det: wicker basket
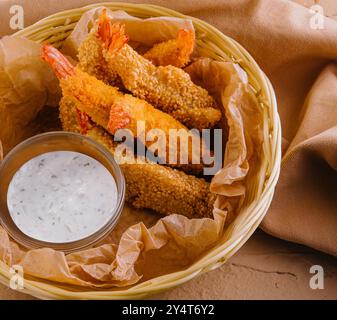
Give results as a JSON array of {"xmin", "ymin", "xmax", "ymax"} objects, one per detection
[{"xmin": 0, "ymin": 2, "xmax": 281, "ymax": 299}]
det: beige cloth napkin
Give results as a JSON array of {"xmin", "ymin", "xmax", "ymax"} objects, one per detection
[{"xmin": 0, "ymin": 0, "xmax": 336, "ymax": 256}]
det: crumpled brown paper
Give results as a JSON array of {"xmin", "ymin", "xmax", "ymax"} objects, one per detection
[
  {"xmin": 62, "ymin": 7, "xmax": 195, "ymax": 60},
  {"xmin": 186, "ymin": 59, "xmax": 263, "ymax": 223},
  {"xmin": 0, "ymin": 36, "xmax": 61, "ymax": 154},
  {"xmin": 0, "ymin": 9, "xmax": 262, "ymax": 288}
]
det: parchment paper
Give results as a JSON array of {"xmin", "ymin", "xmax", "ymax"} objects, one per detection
[
  {"xmin": 0, "ymin": 36, "xmax": 61, "ymax": 154},
  {"xmin": 0, "ymin": 8, "xmax": 262, "ymax": 288},
  {"xmin": 62, "ymin": 7, "xmax": 195, "ymax": 60}
]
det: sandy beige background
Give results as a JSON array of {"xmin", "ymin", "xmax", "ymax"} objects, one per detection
[
  {"xmin": 0, "ymin": 0, "xmax": 337, "ymax": 299},
  {"xmin": 0, "ymin": 0, "xmax": 336, "ymax": 37}
]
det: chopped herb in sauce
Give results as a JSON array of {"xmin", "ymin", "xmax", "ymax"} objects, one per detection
[{"xmin": 7, "ymin": 151, "xmax": 118, "ymax": 243}]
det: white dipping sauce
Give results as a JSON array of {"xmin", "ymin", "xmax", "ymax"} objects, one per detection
[{"xmin": 7, "ymin": 151, "xmax": 118, "ymax": 243}]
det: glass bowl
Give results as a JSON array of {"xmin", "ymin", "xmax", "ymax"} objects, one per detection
[{"xmin": 0, "ymin": 131, "xmax": 125, "ymax": 253}]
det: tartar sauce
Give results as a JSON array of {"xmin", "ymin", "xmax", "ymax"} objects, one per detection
[{"xmin": 7, "ymin": 151, "xmax": 118, "ymax": 243}]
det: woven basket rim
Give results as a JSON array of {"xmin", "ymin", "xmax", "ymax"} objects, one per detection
[{"xmin": 1, "ymin": 2, "xmax": 282, "ymax": 299}]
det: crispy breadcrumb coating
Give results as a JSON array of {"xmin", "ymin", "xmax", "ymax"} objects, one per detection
[
  {"xmin": 105, "ymin": 45, "xmax": 221, "ymax": 130},
  {"xmin": 122, "ymin": 162, "xmax": 216, "ymax": 218},
  {"xmin": 96, "ymin": 15, "xmax": 221, "ymax": 130},
  {"xmin": 60, "ymin": 66, "xmax": 208, "ymax": 174},
  {"xmin": 59, "ymin": 96, "xmax": 216, "ymax": 218},
  {"xmin": 77, "ymin": 28, "xmax": 118, "ymax": 85},
  {"xmin": 77, "ymin": 16, "xmax": 127, "ymax": 89},
  {"xmin": 143, "ymin": 29, "xmax": 194, "ymax": 68}
]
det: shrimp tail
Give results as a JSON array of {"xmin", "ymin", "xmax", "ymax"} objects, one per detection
[
  {"xmin": 97, "ymin": 8, "xmax": 112, "ymax": 47},
  {"xmin": 97, "ymin": 9, "xmax": 129, "ymax": 55},
  {"xmin": 143, "ymin": 28, "xmax": 194, "ymax": 67},
  {"xmin": 107, "ymin": 103, "xmax": 131, "ymax": 134},
  {"xmin": 76, "ymin": 109, "xmax": 91, "ymax": 135},
  {"xmin": 177, "ymin": 29, "xmax": 194, "ymax": 61},
  {"xmin": 41, "ymin": 44, "xmax": 75, "ymax": 79}
]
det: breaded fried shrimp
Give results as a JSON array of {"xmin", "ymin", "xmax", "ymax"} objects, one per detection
[
  {"xmin": 43, "ymin": 44, "xmax": 211, "ymax": 174},
  {"xmin": 143, "ymin": 29, "xmax": 194, "ymax": 67},
  {"xmin": 97, "ymin": 12, "xmax": 221, "ymax": 130},
  {"xmin": 77, "ymin": 10, "xmax": 120, "ymax": 86},
  {"xmin": 59, "ymin": 97, "xmax": 216, "ymax": 219},
  {"xmin": 123, "ymin": 162, "xmax": 216, "ymax": 219},
  {"xmin": 78, "ymin": 29, "xmax": 118, "ymax": 85}
]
